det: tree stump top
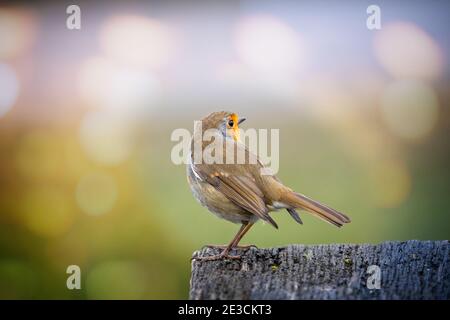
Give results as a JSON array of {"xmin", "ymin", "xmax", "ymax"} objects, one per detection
[{"xmin": 190, "ymin": 240, "xmax": 449, "ymax": 300}]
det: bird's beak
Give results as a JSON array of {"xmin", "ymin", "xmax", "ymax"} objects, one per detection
[{"xmin": 238, "ymin": 117, "xmax": 246, "ymax": 125}]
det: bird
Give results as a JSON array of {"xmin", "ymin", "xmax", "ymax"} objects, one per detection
[{"xmin": 187, "ymin": 111, "xmax": 350, "ymax": 261}]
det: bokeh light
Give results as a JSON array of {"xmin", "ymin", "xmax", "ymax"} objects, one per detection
[
  {"xmin": 368, "ymin": 158, "xmax": 411, "ymax": 208},
  {"xmin": 0, "ymin": 1, "xmax": 449, "ymax": 300},
  {"xmin": 0, "ymin": 8, "xmax": 35, "ymax": 59},
  {"xmin": 100, "ymin": 15, "xmax": 174, "ymax": 69},
  {"xmin": 79, "ymin": 110, "xmax": 135, "ymax": 166},
  {"xmin": 77, "ymin": 56, "xmax": 162, "ymax": 113},
  {"xmin": 16, "ymin": 131, "xmax": 66, "ymax": 180},
  {"xmin": 76, "ymin": 171, "xmax": 118, "ymax": 216},
  {"xmin": 0, "ymin": 63, "xmax": 19, "ymax": 118},
  {"xmin": 380, "ymin": 80, "xmax": 439, "ymax": 141},
  {"xmin": 374, "ymin": 22, "xmax": 444, "ymax": 80},
  {"xmin": 234, "ymin": 14, "xmax": 305, "ymax": 75},
  {"xmin": 20, "ymin": 187, "xmax": 76, "ymax": 238},
  {"xmin": 298, "ymin": 73, "xmax": 359, "ymax": 123}
]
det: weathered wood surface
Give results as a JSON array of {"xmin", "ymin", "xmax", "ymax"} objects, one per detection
[{"xmin": 190, "ymin": 240, "xmax": 449, "ymax": 300}]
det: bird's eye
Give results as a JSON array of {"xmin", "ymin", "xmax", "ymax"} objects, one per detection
[{"xmin": 227, "ymin": 119, "xmax": 234, "ymax": 127}]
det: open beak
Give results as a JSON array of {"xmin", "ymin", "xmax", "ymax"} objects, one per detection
[{"xmin": 238, "ymin": 117, "xmax": 246, "ymax": 125}]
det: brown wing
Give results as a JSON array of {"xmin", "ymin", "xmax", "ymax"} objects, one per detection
[
  {"xmin": 208, "ymin": 174, "xmax": 278, "ymax": 228},
  {"xmin": 194, "ymin": 160, "xmax": 278, "ymax": 228},
  {"xmin": 192, "ymin": 137, "xmax": 280, "ymax": 228}
]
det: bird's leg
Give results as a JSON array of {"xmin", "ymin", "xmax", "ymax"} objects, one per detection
[
  {"xmin": 201, "ymin": 224, "xmax": 246, "ymax": 251},
  {"xmin": 194, "ymin": 222, "xmax": 254, "ymax": 261},
  {"xmin": 230, "ymin": 222, "xmax": 255, "ymax": 249},
  {"xmin": 202, "ymin": 222, "xmax": 257, "ymax": 250}
]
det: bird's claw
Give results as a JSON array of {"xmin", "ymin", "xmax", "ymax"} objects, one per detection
[
  {"xmin": 192, "ymin": 251, "xmax": 242, "ymax": 261},
  {"xmin": 201, "ymin": 244, "xmax": 257, "ymax": 251}
]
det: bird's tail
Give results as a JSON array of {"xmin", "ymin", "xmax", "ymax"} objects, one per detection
[{"xmin": 280, "ymin": 191, "xmax": 350, "ymax": 227}]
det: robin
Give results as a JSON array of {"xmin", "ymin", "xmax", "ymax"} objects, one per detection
[{"xmin": 187, "ymin": 111, "xmax": 350, "ymax": 261}]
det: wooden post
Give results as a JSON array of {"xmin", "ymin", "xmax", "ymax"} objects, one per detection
[{"xmin": 190, "ymin": 240, "xmax": 449, "ymax": 299}]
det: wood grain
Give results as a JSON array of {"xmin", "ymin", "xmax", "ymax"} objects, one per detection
[{"xmin": 190, "ymin": 240, "xmax": 449, "ymax": 299}]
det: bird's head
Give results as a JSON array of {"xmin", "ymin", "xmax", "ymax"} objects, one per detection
[{"xmin": 201, "ymin": 111, "xmax": 246, "ymax": 142}]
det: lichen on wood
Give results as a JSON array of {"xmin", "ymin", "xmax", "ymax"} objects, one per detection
[{"xmin": 190, "ymin": 240, "xmax": 449, "ymax": 300}]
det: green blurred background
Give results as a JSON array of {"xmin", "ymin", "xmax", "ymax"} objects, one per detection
[{"xmin": 0, "ymin": 0, "xmax": 449, "ymax": 299}]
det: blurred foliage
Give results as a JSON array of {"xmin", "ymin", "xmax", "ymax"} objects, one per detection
[
  {"xmin": 1, "ymin": 114, "xmax": 449, "ymax": 299},
  {"xmin": 0, "ymin": 0, "xmax": 450, "ymax": 299}
]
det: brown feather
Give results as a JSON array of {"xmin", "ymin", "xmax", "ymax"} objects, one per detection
[
  {"xmin": 280, "ymin": 191, "xmax": 350, "ymax": 227},
  {"xmin": 190, "ymin": 111, "xmax": 350, "ymax": 230},
  {"xmin": 204, "ymin": 174, "xmax": 278, "ymax": 228}
]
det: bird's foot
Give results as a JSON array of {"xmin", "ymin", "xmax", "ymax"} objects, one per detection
[
  {"xmin": 192, "ymin": 249, "xmax": 242, "ymax": 261},
  {"xmin": 202, "ymin": 244, "xmax": 257, "ymax": 250}
]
